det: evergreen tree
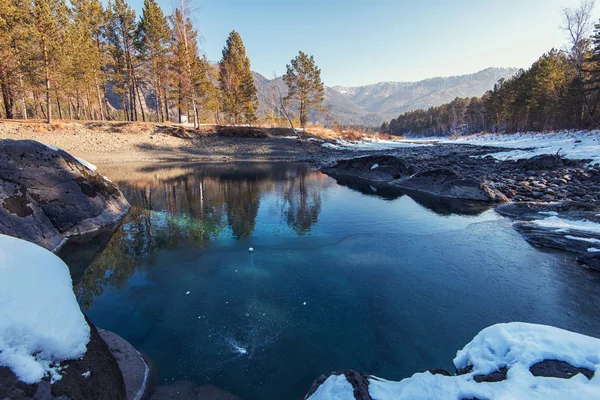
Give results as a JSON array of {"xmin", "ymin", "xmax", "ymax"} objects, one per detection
[
  {"xmin": 218, "ymin": 30, "xmax": 257, "ymax": 125},
  {"xmin": 283, "ymin": 51, "xmax": 324, "ymax": 128},
  {"xmin": 30, "ymin": 0, "xmax": 69, "ymax": 123},
  {"xmin": 170, "ymin": 7, "xmax": 199, "ymax": 126},
  {"xmin": 136, "ymin": 0, "xmax": 170, "ymax": 121}
]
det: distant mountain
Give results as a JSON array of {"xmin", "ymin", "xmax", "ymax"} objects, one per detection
[{"xmin": 254, "ymin": 67, "xmax": 518, "ymax": 126}]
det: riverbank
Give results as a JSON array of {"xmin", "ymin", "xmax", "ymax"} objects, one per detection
[{"xmin": 1, "ymin": 120, "xmax": 599, "ymax": 203}]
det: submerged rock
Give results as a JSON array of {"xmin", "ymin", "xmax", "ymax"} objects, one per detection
[
  {"xmin": 495, "ymin": 201, "xmax": 600, "ymax": 266},
  {"xmin": 0, "ymin": 139, "xmax": 130, "ymax": 252},
  {"xmin": 0, "ymin": 317, "xmax": 126, "ymax": 400},
  {"xmin": 392, "ymin": 168, "xmax": 508, "ymax": 202},
  {"xmin": 149, "ymin": 380, "xmax": 241, "ymax": 400}
]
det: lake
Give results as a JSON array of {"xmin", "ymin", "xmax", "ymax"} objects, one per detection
[{"xmin": 60, "ymin": 162, "xmax": 600, "ymax": 400}]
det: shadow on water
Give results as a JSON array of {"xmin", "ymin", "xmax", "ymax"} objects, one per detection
[{"xmin": 331, "ymin": 176, "xmax": 494, "ymax": 216}]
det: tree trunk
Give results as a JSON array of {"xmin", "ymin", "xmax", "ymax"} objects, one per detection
[
  {"xmin": 0, "ymin": 71, "xmax": 14, "ymax": 119},
  {"xmin": 94, "ymin": 75, "xmax": 104, "ymax": 121},
  {"xmin": 54, "ymin": 89, "xmax": 63, "ymax": 120},
  {"xmin": 18, "ymin": 72, "xmax": 27, "ymax": 119},
  {"xmin": 42, "ymin": 37, "xmax": 51, "ymax": 124}
]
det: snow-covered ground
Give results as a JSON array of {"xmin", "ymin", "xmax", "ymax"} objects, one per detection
[
  {"xmin": 0, "ymin": 234, "xmax": 90, "ymax": 384},
  {"xmin": 308, "ymin": 322, "xmax": 600, "ymax": 400},
  {"xmin": 447, "ymin": 131, "xmax": 600, "ymax": 164},
  {"xmin": 321, "ymin": 137, "xmax": 432, "ymax": 151}
]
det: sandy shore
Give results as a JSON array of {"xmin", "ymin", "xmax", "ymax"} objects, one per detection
[{"xmin": 0, "ymin": 120, "xmax": 335, "ymax": 165}]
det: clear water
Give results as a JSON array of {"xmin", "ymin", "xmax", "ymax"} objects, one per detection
[{"xmin": 63, "ymin": 162, "xmax": 600, "ymax": 400}]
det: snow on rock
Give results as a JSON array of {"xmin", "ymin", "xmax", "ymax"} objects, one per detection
[
  {"xmin": 307, "ymin": 374, "xmax": 355, "ymax": 400},
  {"xmin": 448, "ymin": 131, "xmax": 600, "ymax": 164},
  {"xmin": 528, "ymin": 216, "xmax": 600, "ymax": 234},
  {"xmin": 0, "ymin": 234, "xmax": 90, "ymax": 384},
  {"xmin": 74, "ymin": 156, "xmax": 98, "ymax": 172},
  {"xmin": 308, "ymin": 322, "xmax": 600, "ymax": 400},
  {"xmin": 589, "ymin": 248, "xmax": 600, "ymax": 253},
  {"xmin": 322, "ymin": 137, "xmax": 432, "ymax": 151}
]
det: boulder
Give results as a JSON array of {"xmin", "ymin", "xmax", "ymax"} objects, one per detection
[
  {"xmin": 0, "ymin": 317, "xmax": 127, "ymax": 400},
  {"xmin": 0, "ymin": 139, "xmax": 130, "ymax": 252},
  {"xmin": 98, "ymin": 329, "xmax": 151, "ymax": 400},
  {"xmin": 523, "ymin": 154, "xmax": 564, "ymax": 170},
  {"xmin": 393, "ymin": 169, "xmax": 508, "ymax": 202},
  {"xmin": 322, "ymin": 155, "xmax": 416, "ymax": 182}
]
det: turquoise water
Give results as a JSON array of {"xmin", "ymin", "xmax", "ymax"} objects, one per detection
[{"xmin": 64, "ymin": 162, "xmax": 600, "ymax": 399}]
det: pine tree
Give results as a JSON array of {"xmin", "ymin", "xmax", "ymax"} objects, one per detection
[
  {"xmin": 106, "ymin": 0, "xmax": 144, "ymax": 121},
  {"xmin": 283, "ymin": 51, "xmax": 324, "ymax": 128},
  {"xmin": 170, "ymin": 7, "xmax": 199, "ymax": 126},
  {"xmin": 136, "ymin": 0, "xmax": 170, "ymax": 121},
  {"xmin": 30, "ymin": 0, "xmax": 69, "ymax": 123},
  {"xmin": 218, "ymin": 30, "xmax": 257, "ymax": 125}
]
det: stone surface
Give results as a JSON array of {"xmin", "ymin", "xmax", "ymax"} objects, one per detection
[
  {"xmin": 523, "ymin": 154, "xmax": 565, "ymax": 170},
  {"xmin": 393, "ymin": 169, "xmax": 508, "ymax": 202},
  {"xmin": 0, "ymin": 317, "xmax": 126, "ymax": 400},
  {"xmin": 495, "ymin": 201, "xmax": 600, "ymax": 257},
  {"xmin": 98, "ymin": 329, "xmax": 150, "ymax": 400},
  {"xmin": 0, "ymin": 139, "xmax": 130, "ymax": 252},
  {"xmin": 530, "ymin": 359, "xmax": 595, "ymax": 380},
  {"xmin": 322, "ymin": 155, "xmax": 416, "ymax": 182}
]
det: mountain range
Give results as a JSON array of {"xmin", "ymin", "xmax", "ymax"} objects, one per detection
[{"xmin": 253, "ymin": 67, "xmax": 518, "ymax": 126}]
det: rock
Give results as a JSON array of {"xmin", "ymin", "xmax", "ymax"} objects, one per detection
[
  {"xmin": 428, "ymin": 368, "xmax": 451, "ymax": 376},
  {"xmin": 495, "ymin": 201, "xmax": 600, "ymax": 256},
  {"xmin": 0, "ymin": 139, "xmax": 130, "ymax": 252},
  {"xmin": 530, "ymin": 360, "xmax": 594, "ymax": 380},
  {"xmin": 473, "ymin": 367, "xmax": 507, "ymax": 382},
  {"xmin": 322, "ymin": 155, "xmax": 415, "ymax": 182},
  {"xmin": 98, "ymin": 329, "xmax": 150, "ymax": 400},
  {"xmin": 393, "ymin": 169, "xmax": 508, "ymax": 202},
  {"xmin": 577, "ymin": 252, "xmax": 600, "ymax": 270},
  {"xmin": 149, "ymin": 381, "xmax": 241, "ymax": 400},
  {"xmin": 524, "ymin": 154, "xmax": 564, "ymax": 170},
  {"xmin": 0, "ymin": 317, "xmax": 126, "ymax": 400}
]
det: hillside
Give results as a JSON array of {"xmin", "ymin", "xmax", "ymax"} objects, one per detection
[{"xmin": 254, "ymin": 67, "xmax": 518, "ymax": 126}]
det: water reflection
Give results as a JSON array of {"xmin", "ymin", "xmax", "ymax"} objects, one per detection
[
  {"xmin": 70, "ymin": 163, "xmax": 329, "ymax": 308},
  {"xmin": 331, "ymin": 176, "xmax": 494, "ymax": 216}
]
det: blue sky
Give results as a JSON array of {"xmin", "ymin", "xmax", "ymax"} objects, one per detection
[{"xmin": 124, "ymin": 0, "xmax": 594, "ymax": 86}]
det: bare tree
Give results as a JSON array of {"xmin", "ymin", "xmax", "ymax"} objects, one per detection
[{"xmin": 563, "ymin": 0, "xmax": 595, "ymax": 76}]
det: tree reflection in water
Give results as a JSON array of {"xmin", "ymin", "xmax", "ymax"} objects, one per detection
[{"xmin": 73, "ymin": 162, "xmax": 330, "ymax": 309}]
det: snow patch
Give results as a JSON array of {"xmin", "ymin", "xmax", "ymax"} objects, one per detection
[
  {"xmin": 74, "ymin": 157, "xmax": 97, "ymax": 172},
  {"xmin": 310, "ymin": 323, "xmax": 600, "ymax": 400},
  {"xmin": 588, "ymin": 248, "xmax": 600, "ymax": 253},
  {"xmin": 565, "ymin": 235, "xmax": 600, "ymax": 244},
  {"xmin": 448, "ymin": 131, "xmax": 600, "ymax": 164},
  {"xmin": 307, "ymin": 374, "xmax": 355, "ymax": 399},
  {"xmin": 321, "ymin": 137, "xmax": 432, "ymax": 151},
  {"xmin": 528, "ymin": 216, "xmax": 600, "ymax": 234},
  {"xmin": 0, "ymin": 234, "xmax": 90, "ymax": 384}
]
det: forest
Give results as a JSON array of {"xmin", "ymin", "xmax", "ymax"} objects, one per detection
[
  {"xmin": 383, "ymin": 2, "xmax": 600, "ymax": 137},
  {"xmin": 0, "ymin": 0, "xmax": 324, "ymax": 127}
]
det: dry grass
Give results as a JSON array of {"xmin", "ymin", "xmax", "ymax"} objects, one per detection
[{"xmin": 0, "ymin": 119, "xmax": 396, "ymax": 141}]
